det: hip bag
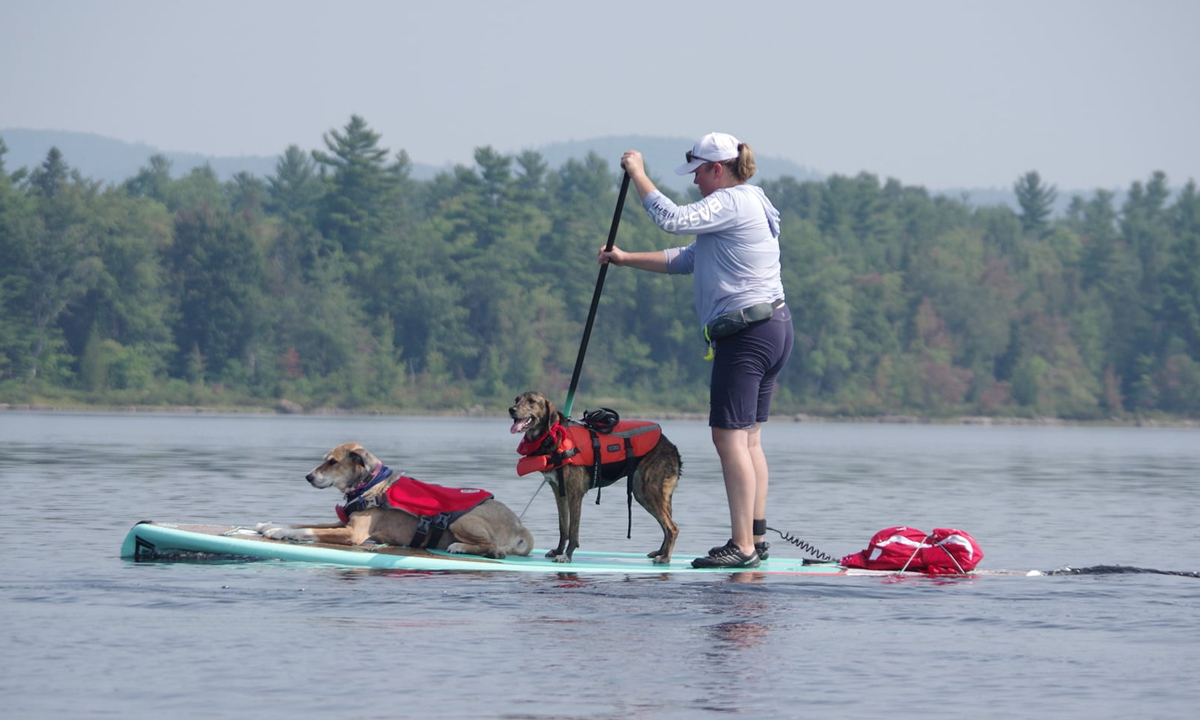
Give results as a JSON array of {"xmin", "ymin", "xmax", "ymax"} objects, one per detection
[{"xmin": 704, "ymin": 299, "xmax": 783, "ymax": 343}]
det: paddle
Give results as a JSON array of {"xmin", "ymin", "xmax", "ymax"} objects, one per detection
[{"xmin": 562, "ymin": 171, "xmax": 631, "ymax": 419}]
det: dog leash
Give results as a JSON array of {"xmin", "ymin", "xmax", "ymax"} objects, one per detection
[{"xmin": 518, "ymin": 476, "xmax": 550, "ymax": 521}]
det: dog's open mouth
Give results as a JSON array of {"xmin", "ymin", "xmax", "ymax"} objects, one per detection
[{"xmin": 510, "ymin": 416, "xmax": 533, "ymax": 434}]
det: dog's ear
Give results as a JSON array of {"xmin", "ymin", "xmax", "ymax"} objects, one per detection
[
  {"xmin": 348, "ymin": 450, "xmax": 367, "ymax": 468},
  {"xmin": 541, "ymin": 394, "xmax": 557, "ymax": 419}
]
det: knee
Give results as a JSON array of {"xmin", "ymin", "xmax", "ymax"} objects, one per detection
[{"xmin": 711, "ymin": 426, "xmax": 759, "ymax": 455}]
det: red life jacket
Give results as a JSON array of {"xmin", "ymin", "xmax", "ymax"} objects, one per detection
[
  {"xmin": 337, "ymin": 469, "xmax": 493, "ymax": 523},
  {"xmin": 840, "ymin": 526, "xmax": 983, "ymax": 574},
  {"xmin": 382, "ymin": 476, "xmax": 493, "ymax": 516},
  {"xmin": 516, "ymin": 419, "xmax": 662, "ymax": 482}
]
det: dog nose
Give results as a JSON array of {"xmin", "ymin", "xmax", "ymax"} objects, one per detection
[{"xmin": 305, "ymin": 473, "xmax": 316, "ymax": 482}]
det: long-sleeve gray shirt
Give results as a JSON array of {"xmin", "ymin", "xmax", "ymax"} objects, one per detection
[{"xmin": 643, "ymin": 184, "xmax": 785, "ymax": 328}]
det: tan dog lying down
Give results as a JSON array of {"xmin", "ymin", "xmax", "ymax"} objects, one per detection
[{"xmin": 256, "ymin": 442, "xmax": 533, "ymax": 558}]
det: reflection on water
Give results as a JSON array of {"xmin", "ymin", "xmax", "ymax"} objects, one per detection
[
  {"xmin": 2, "ymin": 412, "xmax": 1200, "ymax": 719},
  {"xmin": 710, "ymin": 617, "xmax": 771, "ymax": 652}
]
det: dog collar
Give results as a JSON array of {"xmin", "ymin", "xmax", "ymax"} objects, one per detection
[
  {"xmin": 348, "ymin": 462, "xmax": 390, "ymax": 494},
  {"xmin": 516, "ymin": 422, "xmax": 568, "ymax": 456},
  {"xmin": 336, "ymin": 465, "xmax": 394, "ymax": 522}
]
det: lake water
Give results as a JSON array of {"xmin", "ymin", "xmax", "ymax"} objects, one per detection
[{"xmin": 1, "ymin": 411, "xmax": 1198, "ymax": 719}]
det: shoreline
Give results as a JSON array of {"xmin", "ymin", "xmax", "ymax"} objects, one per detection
[{"xmin": 3, "ymin": 402, "xmax": 1196, "ymax": 429}]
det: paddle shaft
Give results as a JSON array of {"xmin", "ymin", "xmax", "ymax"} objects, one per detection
[{"xmin": 562, "ymin": 171, "xmax": 631, "ymax": 419}]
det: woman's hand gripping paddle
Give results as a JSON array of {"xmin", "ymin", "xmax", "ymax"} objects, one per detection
[{"xmin": 562, "ymin": 171, "xmax": 631, "ymax": 419}]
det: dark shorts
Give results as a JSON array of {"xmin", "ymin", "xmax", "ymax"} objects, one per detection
[{"xmin": 709, "ymin": 303, "xmax": 795, "ymax": 429}]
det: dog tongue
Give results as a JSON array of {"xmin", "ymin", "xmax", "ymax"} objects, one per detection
[{"xmin": 510, "ymin": 418, "xmax": 530, "ymax": 434}]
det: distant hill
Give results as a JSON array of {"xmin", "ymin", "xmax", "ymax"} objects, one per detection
[
  {"xmin": 0, "ymin": 128, "xmax": 285, "ymax": 186},
  {"xmin": 0, "ymin": 128, "xmax": 822, "ymax": 195},
  {"xmin": 0, "ymin": 128, "xmax": 460, "ymax": 186},
  {"xmin": 2, "ymin": 127, "xmax": 1115, "ymax": 213}
]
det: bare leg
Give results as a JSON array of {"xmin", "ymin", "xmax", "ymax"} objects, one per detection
[
  {"xmin": 746, "ymin": 423, "xmax": 768, "ymax": 544},
  {"xmin": 711, "ymin": 426, "xmax": 760, "ymax": 557}
]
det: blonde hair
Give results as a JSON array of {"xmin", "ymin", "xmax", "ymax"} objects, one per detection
[{"xmin": 719, "ymin": 143, "xmax": 757, "ymax": 183}]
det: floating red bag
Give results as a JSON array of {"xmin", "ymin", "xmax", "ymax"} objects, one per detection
[{"xmin": 840, "ymin": 526, "xmax": 983, "ymax": 574}]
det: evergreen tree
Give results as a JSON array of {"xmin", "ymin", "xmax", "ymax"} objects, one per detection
[
  {"xmin": 515, "ymin": 150, "xmax": 549, "ymax": 206},
  {"xmin": 1014, "ymin": 170, "xmax": 1057, "ymax": 238},
  {"xmin": 267, "ymin": 145, "xmax": 323, "ymax": 221},
  {"xmin": 312, "ymin": 115, "xmax": 398, "ymax": 256},
  {"xmin": 1159, "ymin": 187, "xmax": 1200, "ymax": 359},
  {"xmin": 55, "ymin": 188, "xmax": 175, "ymax": 390},
  {"xmin": 1123, "ymin": 172, "xmax": 1172, "ymax": 298},
  {"xmin": 167, "ymin": 205, "xmax": 265, "ymax": 381},
  {"xmin": 0, "ymin": 138, "xmax": 37, "ymax": 379},
  {"xmin": 29, "ymin": 147, "xmax": 69, "ymax": 198},
  {"xmin": 1074, "ymin": 190, "xmax": 1121, "ymax": 290},
  {"xmin": 18, "ymin": 149, "xmax": 104, "ymax": 379},
  {"xmin": 124, "ymin": 154, "xmax": 173, "ymax": 204},
  {"xmin": 226, "ymin": 171, "xmax": 267, "ymax": 220}
]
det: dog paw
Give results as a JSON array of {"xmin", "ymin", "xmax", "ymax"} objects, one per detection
[
  {"xmin": 446, "ymin": 543, "xmax": 466, "ymax": 554},
  {"xmin": 254, "ymin": 522, "xmax": 280, "ymax": 535},
  {"xmin": 552, "ymin": 554, "xmax": 573, "ymax": 564},
  {"xmin": 261, "ymin": 526, "xmax": 302, "ymax": 541}
]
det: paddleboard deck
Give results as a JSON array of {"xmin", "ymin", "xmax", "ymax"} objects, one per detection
[{"xmin": 121, "ymin": 521, "xmax": 868, "ymax": 575}]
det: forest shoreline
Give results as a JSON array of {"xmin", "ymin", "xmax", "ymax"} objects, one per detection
[{"xmin": 4, "ymin": 402, "xmax": 1195, "ymax": 429}]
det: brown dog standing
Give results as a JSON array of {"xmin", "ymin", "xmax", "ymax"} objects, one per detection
[
  {"xmin": 508, "ymin": 391, "xmax": 681, "ymax": 564},
  {"xmin": 256, "ymin": 442, "xmax": 533, "ymax": 558}
]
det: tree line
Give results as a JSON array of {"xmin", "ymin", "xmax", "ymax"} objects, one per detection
[{"xmin": 2, "ymin": 116, "xmax": 1199, "ymax": 419}]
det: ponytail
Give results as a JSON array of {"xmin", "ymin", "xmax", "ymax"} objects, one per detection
[{"xmin": 721, "ymin": 143, "xmax": 757, "ymax": 183}]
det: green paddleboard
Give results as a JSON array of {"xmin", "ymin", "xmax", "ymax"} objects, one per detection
[{"xmin": 122, "ymin": 521, "xmax": 859, "ymax": 575}]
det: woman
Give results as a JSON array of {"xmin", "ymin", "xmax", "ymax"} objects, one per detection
[{"xmin": 599, "ymin": 132, "xmax": 794, "ymax": 568}]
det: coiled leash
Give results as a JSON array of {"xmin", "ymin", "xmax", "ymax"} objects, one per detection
[
  {"xmin": 767, "ymin": 526, "xmax": 838, "ymax": 563},
  {"xmin": 580, "ymin": 407, "xmax": 619, "ymax": 434}
]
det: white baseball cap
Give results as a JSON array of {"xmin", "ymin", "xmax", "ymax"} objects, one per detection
[{"xmin": 675, "ymin": 132, "xmax": 740, "ymax": 175}]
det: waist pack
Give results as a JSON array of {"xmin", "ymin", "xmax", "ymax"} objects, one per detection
[
  {"xmin": 840, "ymin": 526, "xmax": 983, "ymax": 574},
  {"xmin": 704, "ymin": 299, "xmax": 782, "ymax": 342}
]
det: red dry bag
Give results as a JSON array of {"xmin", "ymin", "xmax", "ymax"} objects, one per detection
[{"xmin": 840, "ymin": 526, "xmax": 983, "ymax": 574}]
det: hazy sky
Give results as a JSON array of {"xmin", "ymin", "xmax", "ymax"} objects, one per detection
[{"xmin": 3, "ymin": 0, "xmax": 1198, "ymax": 190}]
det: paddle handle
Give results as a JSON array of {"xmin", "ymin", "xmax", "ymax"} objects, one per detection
[{"xmin": 562, "ymin": 171, "xmax": 631, "ymax": 419}]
